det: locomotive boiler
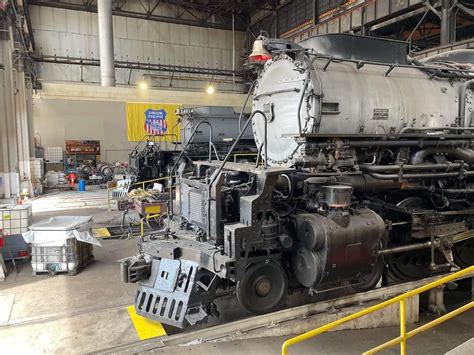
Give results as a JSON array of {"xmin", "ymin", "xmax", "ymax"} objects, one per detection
[{"xmin": 122, "ymin": 34, "xmax": 474, "ymax": 329}]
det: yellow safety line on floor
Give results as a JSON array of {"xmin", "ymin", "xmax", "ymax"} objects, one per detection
[
  {"xmin": 127, "ymin": 305, "xmax": 167, "ymax": 340},
  {"xmin": 94, "ymin": 228, "xmax": 111, "ymax": 238}
]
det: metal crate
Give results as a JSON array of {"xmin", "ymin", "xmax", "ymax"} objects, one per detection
[
  {"xmin": 31, "ymin": 238, "xmax": 94, "ymax": 276},
  {"xmin": 0, "ymin": 204, "xmax": 32, "ymax": 236}
]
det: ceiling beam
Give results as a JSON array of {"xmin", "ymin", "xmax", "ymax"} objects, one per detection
[{"xmin": 28, "ymin": 0, "xmax": 247, "ymax": 30}]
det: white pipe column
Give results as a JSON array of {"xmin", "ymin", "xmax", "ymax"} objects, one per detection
[
  {"xmin": 440, "ymin": 0, "xmax": 450, "ymax": 46},
  {"xmin": 98, "ymin": 0, "xmax": 115, "ymax": 87}
]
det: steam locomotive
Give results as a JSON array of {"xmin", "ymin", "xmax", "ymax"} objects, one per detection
[
  {"xmin": 128, "ymin": 106, "xmax": 255, "ymax": 185},
  {"xmin": 122, "ymin": 34, "xmax": 474, "ymax": 329}
]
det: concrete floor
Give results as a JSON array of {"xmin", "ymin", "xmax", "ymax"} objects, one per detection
[
  {"xmin": 0, "ymin": 190, "xmax": 473, "ymax": 354},
  {"xmin": 0, "ymin": 230, "xmax": 140, "ymax": 353},
  {"xmin": 1, "ymin": 189, "xmax": 141, "ymax": 353},
  {"xmin": 151, "ymin": 312, "xmax": 474, "ymax": 355}
]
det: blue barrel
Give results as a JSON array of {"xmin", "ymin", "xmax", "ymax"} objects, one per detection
[{"xmin": 78, "ymin": 180, "xmax": 86, "ymax": 192}]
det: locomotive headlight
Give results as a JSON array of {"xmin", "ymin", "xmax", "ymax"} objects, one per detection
[{"xmin": 249, "ymin": 38, "xmax": 272, "ymax": 62}]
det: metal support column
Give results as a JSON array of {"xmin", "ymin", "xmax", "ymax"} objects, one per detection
[
  {"xmin": 0, "ymin": 25, "xmax": 20, "ymax": 198},
  {"xmin": 428, "ymin": 285, "xmax": 447, "ymax": 315},
  {"xmin": 0, "ymin": 19, "xmax": 34, "ymax": 199},
  {"xmin": 97, "ymin": 0, "xmax": 115, "ymax": 87},
  {"xmin": 440, "ymin": 0, "xmax": 450, "ymax": 45}
]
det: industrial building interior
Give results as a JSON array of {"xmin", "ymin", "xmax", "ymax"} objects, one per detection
[{"xmin": 1, "ymin": 0, "xmax": 474, "ymax": 353}]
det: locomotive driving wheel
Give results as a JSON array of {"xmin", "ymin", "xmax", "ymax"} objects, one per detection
[
  {"xmin": 386, "ymin": 250, "xmax": 433, "ymax": 281},
  {"xmin": 385, "ymin": 196, "xmax": 439, "ymax": 281},
  {"xmin": 453, "ymin": 239, "xmax": 474, "ymax": 268},
  {"xmin": 352, "ymin": 257, "xmax": 384, "ymax": 292},
  {"xmin": 236, "ymin": 262, "xmax": 287, "ymax": 315}
]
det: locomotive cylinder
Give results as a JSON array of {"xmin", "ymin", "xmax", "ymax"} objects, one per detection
[{"xmin": 292, "ymin": 209, "xmax": 386, "ymax": 288}]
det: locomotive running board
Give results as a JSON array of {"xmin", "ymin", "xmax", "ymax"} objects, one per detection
[{"xmin": 95, "ymin": 272, "xmax": 474, "ymax": 354}]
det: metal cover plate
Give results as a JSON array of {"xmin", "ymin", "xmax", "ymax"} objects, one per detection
[
  {"xmin": 252, "ymin": 56, "xmax": 315, "ymax": 167},
  {"xmin": 154, "ymin": 259, "xmax": 181, "ymax": 292}
]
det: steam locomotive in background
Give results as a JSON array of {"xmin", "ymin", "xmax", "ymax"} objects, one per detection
[
  {"xmin": 128, "ymin": 106, "xmax": 255, "ymax": 185},
  {"xmin": 122, "ymin": 33, "xmax": 474, "ymax": 329}
]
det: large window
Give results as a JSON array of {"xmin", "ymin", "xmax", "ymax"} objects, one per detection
[{"xmin": 278, "ymin": 0, "xmax": 314, "ymax": 35}]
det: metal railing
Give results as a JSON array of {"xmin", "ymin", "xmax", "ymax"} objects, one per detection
[
  {"xmin": 282, "ymin": 266, "xmax": 474, "ymax": 355},
  {"xmin": 131, "ymin": 176, "xmax": 170, "ymax": 190}
]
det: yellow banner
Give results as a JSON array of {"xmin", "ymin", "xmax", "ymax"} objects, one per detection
[{"xmin": 126, "ymin": 103, "xmax": 181, "ymax": 142}]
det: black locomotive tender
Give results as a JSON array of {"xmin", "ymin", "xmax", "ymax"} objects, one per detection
[{"xmin": 122, "ymin": 34, "xmax": 474, "ymax": 328}]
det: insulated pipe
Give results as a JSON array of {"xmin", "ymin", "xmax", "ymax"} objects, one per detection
[{"xmin": 98, "ymin": 0, "xmax": 115, "ymax": 87}]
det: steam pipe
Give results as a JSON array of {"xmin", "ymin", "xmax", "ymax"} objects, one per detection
[
  {"xmin": 360, "ymin": 163, "xmax": 463, "ymax": 172},
  {"xmin": 315, "ymin": 139, "xmax": 470, "ymax": 148},
  {"xmin": 365, "ymin": 171, "xmax": 474, "ymax": 180},
  {"xmin": 98, "ymin": 0, "xmax": 115, "ymax": 87},
  {"xmin": 437, "ymin": 188, "xmax": 474, "ymax": 195},
  {"xmin": 410, "ymin": 147, "xmax": 474, "ymax": 165},
  {"xmin": 334, "ymin": 175, "xmax": 401, "ymax": 192},
  {"xmin": 399, "ymin": 126, "xmax": 474, "ymax": 134}
]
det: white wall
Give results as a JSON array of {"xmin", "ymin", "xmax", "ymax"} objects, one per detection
[
  {"xmin": 30, "ymin": 4, "xmax": 246, "ymax": 91},
  {"xmin": 33, "ymin": 98, "xmax": 133, "ymax": 163}
]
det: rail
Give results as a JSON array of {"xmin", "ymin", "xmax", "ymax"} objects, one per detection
[
  {"xmin": 306, "ymin": 51, "xmax": 474, "ymax": 79},
  {"xmin": 282, "ymin": 266, "xmax": 474, "ymax": 355}
]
